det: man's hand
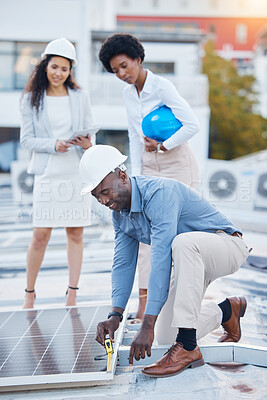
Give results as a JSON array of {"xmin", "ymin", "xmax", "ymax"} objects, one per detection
[
  {"xmin": 129, "ymin": 314, "xmax": 157, "ymax": 365},
  {"xmin": 144, "ymin": 136, "xmax": 157, "ymax": 152},
  {"xmin": 96, "ymin": 317, "xmax": 120, "ymax": 346},
  {"xmin": 69, "ymin": 134, "xmax": 92, "ymax": 150}
]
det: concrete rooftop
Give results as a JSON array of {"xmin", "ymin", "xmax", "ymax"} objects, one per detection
[{"xmin": 0, "ymin": 180, "xmax": 266, "ymax": 399}]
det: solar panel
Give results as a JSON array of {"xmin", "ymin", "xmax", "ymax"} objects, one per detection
[{"xmin": 0, "ymin": 305, "xmax": 125, "ymax": 391}]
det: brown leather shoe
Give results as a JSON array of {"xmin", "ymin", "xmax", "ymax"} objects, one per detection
[
  {"xmin": 141, "ymin": 343, "xmax": 204, "ymax": 378},
  {"xmin": 218, "ymin": 296, "xmax": 247, "ymax": 343}
]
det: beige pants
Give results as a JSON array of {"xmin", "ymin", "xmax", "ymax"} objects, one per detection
[
  {"xmin": 138, "ymin": 143, "xmax": 199, "ymax": 288},
  {"xmin": 155, "ymin": 231, "xmax": 250, "ymax": 344}
]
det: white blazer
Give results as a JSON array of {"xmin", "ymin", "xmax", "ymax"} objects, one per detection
[{"xmin": 20, "ymin": 88, "xmax": 93, "ymax": 175}]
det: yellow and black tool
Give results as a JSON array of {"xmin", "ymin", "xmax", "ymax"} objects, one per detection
[{"xmin": 104, "ymin": 337, "xmax": 113, "ymax": 372}]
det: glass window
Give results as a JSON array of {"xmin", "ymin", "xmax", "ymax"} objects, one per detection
[
  {"xmin": 0, "ymin": 55, "xmax": 14, "ymax": 90},
  {"xmin": 143, "ymin": 62, "xmax": 175, "ymax": 75},
  {"xmin": 117, "ymin": 21, "xmax": 198, "ymax": 33},
  {"xmin": 0, "ymin": 41, "xmax": 15, "ymax": 52},
  {"xmin": 14, "ymin": 42, "xmax": 46, "ymax": 90},
  {"xmin": 0, "ymin": 41, "xmax": 47, "ymax": 91},
  {"xmin": 0, "ymin": 127, "xmax": 20, "ymax": 172},
  {"xmin": 209, "ymin": 24, "xmax": 216, "ymax": 34},
  {"xmin": 236, "ymin": 24, "xmax": 247, "ymax": 44},
  {"xmin": 161, "ymin": 24, "xmax": 176, "ymax": 33},
  {"xmin": 96, "ymin": 130, "xmax": 130, "ymax": 170},
  {"xmin": 0, "ymin": 42, "xmax": 15, "ymax": 91}
]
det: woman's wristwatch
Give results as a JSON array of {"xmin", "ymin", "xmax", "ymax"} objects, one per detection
[{"xmin": 157, "ymin": 142, "xmax": 164, "ymax": 152}]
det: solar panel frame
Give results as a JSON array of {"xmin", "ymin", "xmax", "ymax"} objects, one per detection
[{"xmin": 0, "ymin": 304, "xmax": 127, "ymax": 391}]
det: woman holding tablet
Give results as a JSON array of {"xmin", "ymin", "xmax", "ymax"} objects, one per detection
[
  {"xmin": 20, "ymin": 38, "xmax": 94, "ymax": 308},
  {"xmin": 99, "ymin": 33, "xmax": 200, "ymax": 323}
]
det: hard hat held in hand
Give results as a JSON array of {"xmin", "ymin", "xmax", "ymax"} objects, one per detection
[
  {"xmin": 142, "ymin": 105, "xmax": 183, "ymax": 142},
  {"xmin": 79, "ymin": 145, "xmax": 128, "ymax": 195},
  {"xmin": 41, "ymin": 38, "xmax": 77, "ymax": 66}
]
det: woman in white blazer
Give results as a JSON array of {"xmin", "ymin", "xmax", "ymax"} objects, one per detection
[{"xmin": 20, "ymin": 38, "xmax": 93, "ymax": 309}]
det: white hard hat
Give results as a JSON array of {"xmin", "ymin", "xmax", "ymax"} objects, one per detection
[
  {"xmin": 79, "ymin": 145, "xmax": 128, "ymax": 195},
  {"xmin": 41, "ymin": 38, "xmax": 78, "ymax": 66}
]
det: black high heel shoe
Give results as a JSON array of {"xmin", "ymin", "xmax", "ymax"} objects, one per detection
[{"xmin": 65, "ymin": 286, "xmax": 79, "ymax": 295}]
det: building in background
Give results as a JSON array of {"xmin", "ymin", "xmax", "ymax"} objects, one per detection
[
  {"xmin": 116, "ymin": 0, "xmax": 267, "ymax": 69},
  {"xmin": 116, "ymin": 0, "xmax": 267, "ymax": 117},
  {"xmin": 0, "ymin": 0, "xmax": 210, "ymax": 174},
  {"xmin": 1, "ymin": 0, "xmax": 267, "ymax": 174},
  {"xmin": 254, "ymin": 26, "xmax": 267, "ymax": 119}
]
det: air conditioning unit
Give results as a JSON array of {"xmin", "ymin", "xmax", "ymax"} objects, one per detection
[
  {"xmin": 201, "ymin": 159, "xmax": 256, "ymax": 211},
  {"xmin": 254, "ymin": 166, "xmax": 267, "ymax": 210},
  {"xmin": 11, "ymin": 160, "xmax": 34, "ymax": 205}
]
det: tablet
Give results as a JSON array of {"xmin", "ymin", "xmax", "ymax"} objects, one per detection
[{"xmin": 67, "ymin": 127, "xmax": 100, "ymax": 142}]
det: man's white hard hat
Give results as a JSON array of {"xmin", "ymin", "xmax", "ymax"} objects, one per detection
[
  {"xmin": 41, "ymin": 38, "xmax": 78, "ymax": 66},
  {"xmin": 79, "ymin": 145, "xmax": 128, "ymax": 195}
]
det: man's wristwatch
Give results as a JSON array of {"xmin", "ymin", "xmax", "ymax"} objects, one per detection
[{"xmin": 107, "ymin": 311, "xmax": 123, "ymax": 322}]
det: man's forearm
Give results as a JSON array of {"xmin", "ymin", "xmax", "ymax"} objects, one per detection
[
  {"xmin": 112, "ymin": 306, "xmax": 124, "ymax": 316},
  {"xmin": 142, "ymin": 314, "xmax": 157, "ymax": 329},
  {"xmin": 112, "ymin": 306, "xmax": 124, "ymax": 313}
]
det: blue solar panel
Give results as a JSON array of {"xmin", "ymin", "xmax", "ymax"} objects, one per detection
[{"xmin": 0, "ymin": 305, "xmax": 120, "ymax": 389}]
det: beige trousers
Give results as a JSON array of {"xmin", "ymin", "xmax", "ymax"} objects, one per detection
[
  {"xmin": 155, "ymin": 231, "xmax": 250, "ymax": 344},
  {"xmin": 138, "ymin": 143, "xmax": 199, "ymax": 288}
]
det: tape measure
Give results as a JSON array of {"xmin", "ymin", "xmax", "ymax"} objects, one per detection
[{"xmin": 104, "ymin": 337, "xmax": 113, "ymax": 372}]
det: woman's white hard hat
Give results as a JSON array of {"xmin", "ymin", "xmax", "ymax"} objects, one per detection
[
  {"xmin": 41, "ymin": 38, "xmax": 78, "ymax": 66},
  {"xmin": 79, "ymin": 145, "xmax": 128, "ymax": 195}
]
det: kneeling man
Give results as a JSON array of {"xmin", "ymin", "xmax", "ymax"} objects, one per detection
[{"xmin": 79, "ymin": 145, "xmax": 249, "ymax": 378}]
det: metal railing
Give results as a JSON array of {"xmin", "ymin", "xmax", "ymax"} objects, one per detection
[{"xmin": 89, "ymin": 74, "xmax": 209, "ymax": 107}]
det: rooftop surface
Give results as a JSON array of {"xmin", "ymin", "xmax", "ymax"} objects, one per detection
[{"xmin": 0, "ymin": 181, "xmax": 266, "ymax": 399}]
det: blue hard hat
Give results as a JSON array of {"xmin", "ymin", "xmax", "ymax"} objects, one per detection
[{"xmin": 142, "ymin": 105, "xmax": 183, "ymax": 142}]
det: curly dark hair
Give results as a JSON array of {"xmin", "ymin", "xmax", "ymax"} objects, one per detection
[
  {"xmin": 99, "ymin": 33, "xmax": 145, "ymax": 73},
  {"xmin": 23, "ymin": 55, "xmax": 80, "ymax": 113}
]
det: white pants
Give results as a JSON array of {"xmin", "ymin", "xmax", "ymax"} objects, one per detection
[
  {"xmin": 155, "ymin": 231, "xmax": 250, "ymax": 344},
  {"xmin": 138, "ymin": 143, "xmax": 199, "ymax": 288}
]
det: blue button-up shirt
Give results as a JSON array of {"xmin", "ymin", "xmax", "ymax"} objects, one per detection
[{"xmin": 111, "ymin": 176, "xmax": 240, "ymax": 316}]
